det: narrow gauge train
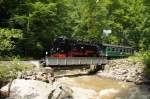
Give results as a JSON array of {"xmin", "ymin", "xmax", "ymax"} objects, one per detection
[{"xmin": 48, "ymin": 36, "xmax": 134, "ymax": 58}]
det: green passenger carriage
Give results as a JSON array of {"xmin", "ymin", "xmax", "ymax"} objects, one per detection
[{"xmin": 102, "ymin": 44, "xmax": 134, "ymax": 58}]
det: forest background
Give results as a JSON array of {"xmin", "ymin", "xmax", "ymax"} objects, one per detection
[{"xmin": 0, "ymin": 0, "xmax": 150, "ymax": 58}]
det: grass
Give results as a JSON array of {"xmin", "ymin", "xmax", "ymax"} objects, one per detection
[
  {"xmin": 142, "ymin": 51, "xmax": 150, "ymax": 77},
  {"xmin": 127, "ymin": 52, "xmax": 143, "ymax": 62},
  {"xmin": 0, "ymin": 61, "xmax": 29, "ymax": 81},
  {"xmin": 128, "ymin": 51, "xmax": 150, "ymax": 77},
  {"xmin": 0, "ymin": 60, "xmax": 31, "ymax": 95},
  {"xmin": 0, "ymin": 55, "xmax": 34, "ymax": 61}
]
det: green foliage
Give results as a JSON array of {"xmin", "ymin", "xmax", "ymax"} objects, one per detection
[
  {"xmin": 67, "ymin": 0, "xmax": 111, "ymax": 42},
  {"xmin": 127, "ymin": 53, "xmax": 143, "ymax": 62},
  {"xmin": 0, "ymin": 66, "xmax": 10, "ymax": 80},
  {"xmin": 66, "ymin": 0, "xmax": 149, "ymax": 50},
  {"xmin": 107, "ymin": 0, "xmax": 146, "ymax": 48},
  {"xmin": 8, "ymin": 0, "xmax": 71, "ymax": 57},
  {"xmin": 0, "ymin": 28, "xmax": 22, "ymax": 56},
  {"xmin": 143, "ymin": 51, "xmax": 150, "ymax": 76},
  {"xmin": 0, "ymin": 61, "xmax": 28, "ymax": 80},
  {"xmin": 0, "ymin": 0, "xmax": 149, "ymax": 58},
  {"xmin": 130, "ymin": 51, "xmax": 150, "ymax": 77}
]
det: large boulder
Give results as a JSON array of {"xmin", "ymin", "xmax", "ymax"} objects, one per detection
[
  {"xmin": 1, "ymin": 79, "xmax": 52, "ymax": 99},
  {"xmin": 1, "ymin": 79, "xmax": 74, "ymax": 99}
]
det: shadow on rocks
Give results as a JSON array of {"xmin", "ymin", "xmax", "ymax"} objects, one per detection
[{"xmin": 48, "ymin": 84, "xmax": 73, "ymax": 99}]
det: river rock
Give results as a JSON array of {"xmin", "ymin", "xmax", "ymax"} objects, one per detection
[
  {"xmin": 97, "ymin": 59, "xmax": 146, "ymax": 83},
  {"xmin": 0, "ymin": 80, "xmax": 11, "ymax": 98},
  {"xmin": 71, "ymin": 87, "xmax": 97, "ymax": 99},
  {"xmin": 126, "ymin": 86, "xmax": 150, "ymax": 99},
  {"xmin": 19, "ymin": 67, "xmax": 55, "ymax": 84},
  {"xmin": 1, "ymin": 79, "xmax": 52, "ymax": 99},
  {"xmin": 98, "ymin": 88, "xmax": 121, "ymax": 99},
  {"xmin": 49, "ymin": 83, "xmax": 73, "ymax": 99}
]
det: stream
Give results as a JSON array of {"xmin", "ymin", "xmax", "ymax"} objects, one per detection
[{"xmin": 54, "ymin": 70, "xmax": 150, "ymax": 99}]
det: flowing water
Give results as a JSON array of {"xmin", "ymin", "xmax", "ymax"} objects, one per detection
[{"xmin": 55, "ymin": 70, "xmax": 150, "ymax": 99}]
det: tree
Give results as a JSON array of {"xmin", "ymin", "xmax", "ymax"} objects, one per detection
[
  {"xmin": 67, "ymin": 0, "xmax": 111, "ymax": 42},
  {"xmin": 105, "ymin": 0, "xmax": 147, "ymax": 50},
  {"xmin": 0, "ymin": 28, "xmax": 22, "ymax": 56},
  {"xmin": 0, "ymin": 0, "xmax": 149, "ymax": 58},
  {"xmin": 9, "ymin": 0, "xmax": 71, "ymax": 57}
]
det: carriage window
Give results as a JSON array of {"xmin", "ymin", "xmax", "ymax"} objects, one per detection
[
  {"xmin": 131, "ymin": 49, "xmax": 133, "ymax": 54},
  {"xmin": 129, "ymin": 49, "xmax": 132, "ymax": 53},
  {"xmin": 114, "ymin": 48, "xmax": 117, "ymax": 52},
  {"xmin": 117, "ymin": 48, "xmax": 120, "ymax": 52},
  {"xmin": 110, "ymin": 47, "xmax": 112, "ymax": 51},
  {"xmin": 127, "ymin": 49, "xmax": 130, "ymax": 53},
  {"xmin": 107, "ymin": 47, "xmax": 111, "ymax": 51},
  {"xmin": 112, "ymin": 48, "xmax": 115, "ymax": 51},
  {"xmin": 120, "ymin": 49, "xmax": 123, "ymax": 52},
  {"xmin": 123, "ymin": 49, "xmax": 126, "ymax": 52},
  {"xmin": 125, "ymin": 49, "xmax": 127, "ymax": 53}
]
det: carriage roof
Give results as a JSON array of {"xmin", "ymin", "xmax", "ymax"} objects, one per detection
[{"xmin": 102, "ymin": 44, "xmax": 133, "ymax": 49}]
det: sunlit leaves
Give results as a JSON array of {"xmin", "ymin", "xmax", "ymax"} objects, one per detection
[{"xmin": 0, "ymin": 28, "xmax": 22, "ymax": 52}]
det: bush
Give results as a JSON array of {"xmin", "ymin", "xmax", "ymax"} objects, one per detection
[
  {"xmin": 0, "ymin": 66, "xmax": 10, "ymax": 80},
  {"xmin": 142, "ymin": 51, "xmax": 150, "ymax": 76},
  {"xmin": 0, "ymin": 55, "xmax": 21, "ymax": 61},
  {"xmin": 127, "ymin": 52, "xmax": 143, "ymax": 62},
  {"xmin": 0, "ymin": 28, "xmax": 22, "ymax": 56},
  {"xmin": 0, "ymin": 61, "xmax": 29, "ymax": 81}
]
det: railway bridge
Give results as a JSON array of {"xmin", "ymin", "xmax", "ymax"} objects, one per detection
[{"xmin": 41, "ymin": 57, "xmax": 108, "ymax": 73}]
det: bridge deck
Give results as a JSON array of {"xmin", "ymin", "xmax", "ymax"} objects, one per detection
[{"xmin": 45, "ymin": 57, "xmax": 107, "ymax": 66}]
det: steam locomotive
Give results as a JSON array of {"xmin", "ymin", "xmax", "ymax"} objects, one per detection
[{"xmin": 48, "ymin": 36, "xmax": 134, "ymax": 58}]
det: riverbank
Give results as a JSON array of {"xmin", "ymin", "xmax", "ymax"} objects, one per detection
[
  {"xmin": 0, "ymin": 59, "xmax": 150, "ymax": 99},
  {"xmin": 97, "ymin": 59, "xmax": 150, "ymax": 84},
  {"xmin": 1, "ymin": 71, "xmax": 150, "ymax": 99}
]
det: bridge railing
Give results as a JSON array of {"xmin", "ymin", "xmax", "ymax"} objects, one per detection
[{"xmin": 45, "ymin": 57, "xmax": 107, "ymax": 66}]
